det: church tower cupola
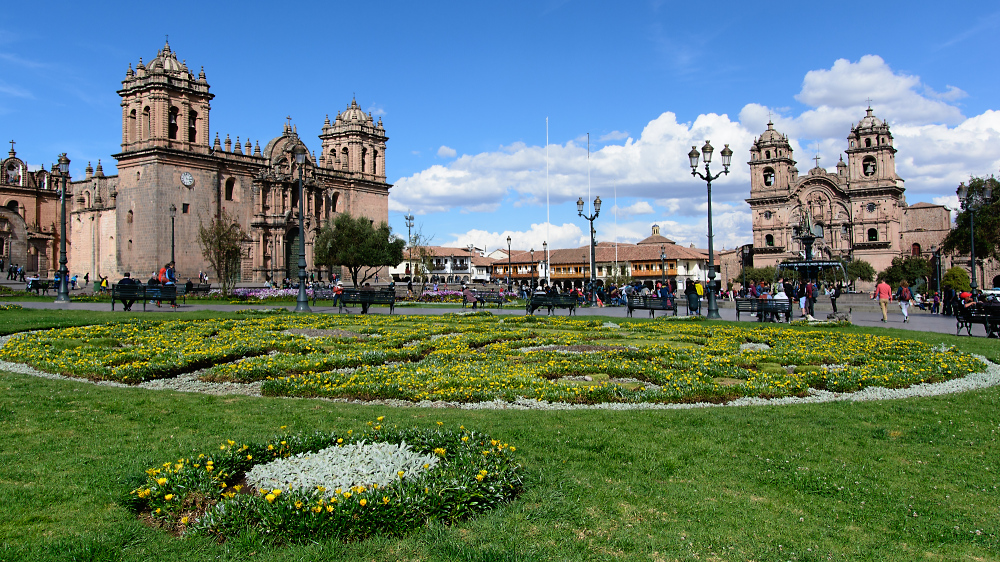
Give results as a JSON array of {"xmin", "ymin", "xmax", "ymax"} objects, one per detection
[
  {"xmin": 117, "ymin": 41, "xmax": 214, "ymax": 155},
  {"xmin": 748, "ymin": 120, "xmax": 796, "ymax": 193},
  {"xmin": 319, "ymin": 98, "xmax": 388, "ymax": 180},
  {"xmin": 846, "ymin": 106, "xmax": 899, "ymax": 188}
]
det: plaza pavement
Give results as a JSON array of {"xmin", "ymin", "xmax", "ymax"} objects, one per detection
[{"xmin": 2, "ymin": 293, "xmax": 984, "ymax": 337}]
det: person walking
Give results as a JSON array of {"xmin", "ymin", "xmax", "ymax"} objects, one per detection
[
  {"xmin": 831, "ymin": 282, "xmax": 842, "ymax": 313},
  {"xmin": 874, "ymin": 278, "xmax": 892, "ymax": 323},
  {"xmin": 685, "ymin": 279, "xmax": 700, "ymax": 316},
  {"xmin": 896, "ymin": 280, "xmax": 913, "ymax": 323}
]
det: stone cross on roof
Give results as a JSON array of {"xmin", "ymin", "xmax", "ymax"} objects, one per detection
[{"xmin": 813, "ymin": 155, "xmax": 821, "ymax": 168}]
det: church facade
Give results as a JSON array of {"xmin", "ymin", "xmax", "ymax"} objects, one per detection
[
  {"xmin": 0, "ymin": 144, "xmax": 61, "ymax": 275},
  {"xmin": 746, "ymin": 108, "xmax": 951, "ymax": 275},
  {"xmin": 69, "ymin": 42, "xmax": 390, "ymax": 283}
]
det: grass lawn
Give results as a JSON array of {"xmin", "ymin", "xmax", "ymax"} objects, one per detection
[{"xmin": 0, "ymin": 311, "xmax": 997, "ymax": 561}]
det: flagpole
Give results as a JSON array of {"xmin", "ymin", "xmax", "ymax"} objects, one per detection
[
  {"xmin": 587, "ymin": 133, "xmax": 592, "ymax": 280},
  {"xmin": 546, "ymin": 117, "xmax": 550, "ymax": 284}
]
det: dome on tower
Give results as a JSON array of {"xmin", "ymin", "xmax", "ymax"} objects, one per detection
[
  {"xmin": 340, "ymin": 98, "xmax": 371, "ymax": 123},
  {"xmin": 758, "ymin": 120, "xmax": 784, "ymax": 142},
  {"xmin": 857, "ymin": 107, "xmax": 883, "ymax": 129},
  {"xmin": 149, "ymin": 41, "xmax": 185, "ymax": 74}
]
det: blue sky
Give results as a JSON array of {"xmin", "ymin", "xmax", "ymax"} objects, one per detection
[{"xmin": 2, "ymin": 1, "xmax": 999, "ymax": 254}]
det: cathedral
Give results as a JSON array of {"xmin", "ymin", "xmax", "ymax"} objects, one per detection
[
  {"xmin": 0, "ymin": 143, "xmax": 61, "ymax": 275},
  {"xmin": 69, "ymin": 41, "xmax": 390, "ymax": 283},
  {"xmin": 745, "ymin": 107, "xmax": 950, "ymax": 274}
]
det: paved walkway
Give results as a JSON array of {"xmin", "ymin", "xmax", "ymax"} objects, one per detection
[{"xmin": 2, "ymin": 295, "xmax": 984, "ymax": 337}]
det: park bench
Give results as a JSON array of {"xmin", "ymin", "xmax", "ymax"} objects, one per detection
[
  {"xmin": 339, "ymin": 288, "xmax": 396, "ymax": 314},
  {"xmin": 463, "ymin": 290, "xmax": 504, "ymax": 309},
  {"xmin": 185, "ymin": 283, "xmax": 212, "ymax": 298},
  {"xmin": 526, "ymin": 293, "xmax": 577, "ymax": 316},
  {"xmin": 625, "ymin": 294, "xmax": 677, "ymax": 318},
  {"xmin": 111, "ymin": 284, "xmax": 178, "ymax": 311},
  {"xmin": 956, "ymin": 302, "xmax": 1000, "ymax": 337},
  {"xmin": 735, "ymin": 298, "xmax": 793, "ymax": 322},
  {"xmin": 25, "ymin": 279, "xmax": 51, "ymax": 295},
  {"xmin": 174, "ymin": 283, "xmax": 211, "ymax": 304}
]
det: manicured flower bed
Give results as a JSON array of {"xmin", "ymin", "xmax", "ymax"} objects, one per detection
[
  {"xmin": 0, "ymin": 314, "xmax": 985, "ymax": 403},
  {"xmin": 125, "ymin": 422, "xmax": 522, "ymax": 543}
]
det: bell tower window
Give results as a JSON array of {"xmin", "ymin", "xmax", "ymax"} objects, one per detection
[
  {"xmin": 867, "ymin": 228, "xmax": 878, "ymax": 242},
  {"xmin": 865, "ymin": 138, "xmax": 872, "ymax": 148},
  {"xmin": 763, "ymin": 167, "xmax": 775, "ymax": 187},
  {"xmin": 341, "ymin": 147, "xmax": 349, "ymax": 171},
  {"xmin": 863, "ymin": 156, "xmax": 876, "ymax": 176},
  {"xmin": 188, "ymin": 111, "xmax": 198, "ymax": 143},
  {"xmin": 225, "ymin": 178, "xmax": 235, "ymax": 201},
  {"xmin": 128, "ymin": 109, "xmax": 137, "ymax": 142},
  {"xmin": 168, "ymin": 107, "xmax": 179, "ymax": 140},
  {"xmin": 142, "ymin": 107, "xmax": 151, "ymax": 139},
  {"xmin": 765, "ymin": 234, "xmax": 774, "ymax": 246}
]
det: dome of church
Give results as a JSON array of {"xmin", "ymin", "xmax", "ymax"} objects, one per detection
[
  {"xmin": 149, "ymin": 41, "xmax": 185, "ymax": 74},
  {"xmin": 759, "ymin": 120, "xmax": 784, "ymax": 142},
  {"xmin": 857, "ymin": 107, "xmax": 883, "ymax": 129},
  {"xmin": 339, "ymin": 98, "xmax": 371, "ymax": 123},
  {"xmin": 262, "ymin": 124, "xmax": 311, "ymax": 166}
]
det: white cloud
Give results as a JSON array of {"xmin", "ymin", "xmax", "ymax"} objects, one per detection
[
  {"xmin": 599, "ymin": 130, "xmax": 629, "ymax": 142},
  {"xmin": 612, "ymin": 201, "xmax": 655, "ymax": 220},
  {"xmin": 392, "ymin": 54, "xmax": 1000, "ymax": 251},
  {"xmin": 437, "ymin": 145, "xmax": 457, "ymax": 158},
  {"xmin": 438, "ymin": 222, "xmax": 584, "ymax": 253}
]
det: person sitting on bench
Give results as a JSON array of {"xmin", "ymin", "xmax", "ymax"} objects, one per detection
[{"xmin": 118, "ymin": 272, "xmax": 139, "ymax": 311}]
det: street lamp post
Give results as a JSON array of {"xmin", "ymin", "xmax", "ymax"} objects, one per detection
[
  {"xmin": 404, "ymin": 212, "xmax": 414, "ymax": 283},
  {"xmin": 688, "ymin": 140, "xmax": 733, "ymax": 319},
  {"xmin": 577, "ymin": 195, "xmax": 601, "ymax": 305},
  {"xmin": 530, "ymin": 248, "xmax": 535, "ymax": 289},
  {"xmin": 55, "ymin": 153, "xmax": 71, "ymax": 303},
  {"xmin": 506, "ymin": 236, "xmax": 512, "ymax": 291},
  {"xmin": 542, "ymin": 241, "xmax": 547, "ymax": 289},
  {"xmin": 293, "ymin": 145, "xmax": 311, "ymax": 312},
  {"xmin": 957, "ymin": 181, "xmax": 992, "ymax": 293},
  {"xmin": 468, "ymin": 243, "xmax": 475, "ymax": 284},
  {"xmin": 660, "ymin": 244, "xmax": 666, "ymax": 286},
  {"xmin": 169, "ymin": 203, "xmax": 176, "ymax": 268},
  {"xmin": 741, "ymin": 245, "xmax": 750, "ymax": 297}
]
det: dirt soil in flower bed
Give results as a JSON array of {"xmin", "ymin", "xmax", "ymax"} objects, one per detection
[
  {"xmin": 546, "ymin": 344, "xmax": 630, "ymax": 352},
  {"xmin": 285, "ymin": 328, "xmax": 365, "ymax": 339}
]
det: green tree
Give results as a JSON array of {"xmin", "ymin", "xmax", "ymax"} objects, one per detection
[
  {"xmin": 940, "ymin": 176, "xmax": 1000, "ymax": 262},
  {"xmin": 197, "ymin": 209, "xmax": 248, "ymax": 296},
  {"xmin": 736, "ymin": 266, "xmax": 776, "ymax": 285},
  {"xmin": 877, "ymin": 255, "xmax": 930, "ymax": 289},
  {"xmin": 845, "ymin": 259, "xmax": 876, "ymax": 286},
  {"xmin": 313, "ymin": 213, "xmax": 405, "ymax": 288},
  {"xmin": 941, "ymin": 266, "xmax": 971, "ymax": 292}
]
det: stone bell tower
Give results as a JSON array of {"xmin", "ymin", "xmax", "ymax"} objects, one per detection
[
  {"xmin": 319, "ymin": 98, "xmax": 388, "ymax": 181},
  {"xmin": 118, "ymin": 40, "xmax": 213, "ymax": 154}
]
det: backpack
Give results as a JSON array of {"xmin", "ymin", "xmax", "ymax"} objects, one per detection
[
  {"xmin": 900, "ymin": 287, "xmax": 911, "ymax": 301},
  {"xmin": 158, "ymin": 267, "xmax": 168, "ymax": 283},
  {"xmin": 695, "ymin": 283, "xmax": 704, "ymax": 296}
]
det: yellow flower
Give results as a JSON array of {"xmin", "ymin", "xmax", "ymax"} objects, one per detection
[
  {"xmin": 398, "ymin": 470, "xmax": 405, "ymax": 478},
  {"xmin": 265, "ymin": 494, "xmax": 276, "ymax": 503},
  {"xmin": 377, "ymin": 416, "xmax": 384, "ymax": 421},
  {"xmin": 267, "ymin": 444, "xmax": 274, "ymax": 450},
  {"xmin": 382, "ymin": 496, "xmax": 389, "ymax": 504},
  {"xmin": 359, "ymin": 499, "xmax": 367, "ymax": 506},
  {"xmin": 164, "ymin": 494, "xmax": 174, "ymax": 501},
  {"xmin": 181, "ymin": 516, "xmax": 189, "ymax": 524},
  {"xmin": 156, "ymin": 478, "xmax": 167, "ymax": 485}
]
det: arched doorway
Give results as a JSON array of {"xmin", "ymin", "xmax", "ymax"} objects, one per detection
[
  {"xmin": 285, "ymin": 227, "xmax": 300, "ymax": 280},
  {"xmin": 993, "ymin": 275, "xmax": 1000, "ymax": 289}
]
